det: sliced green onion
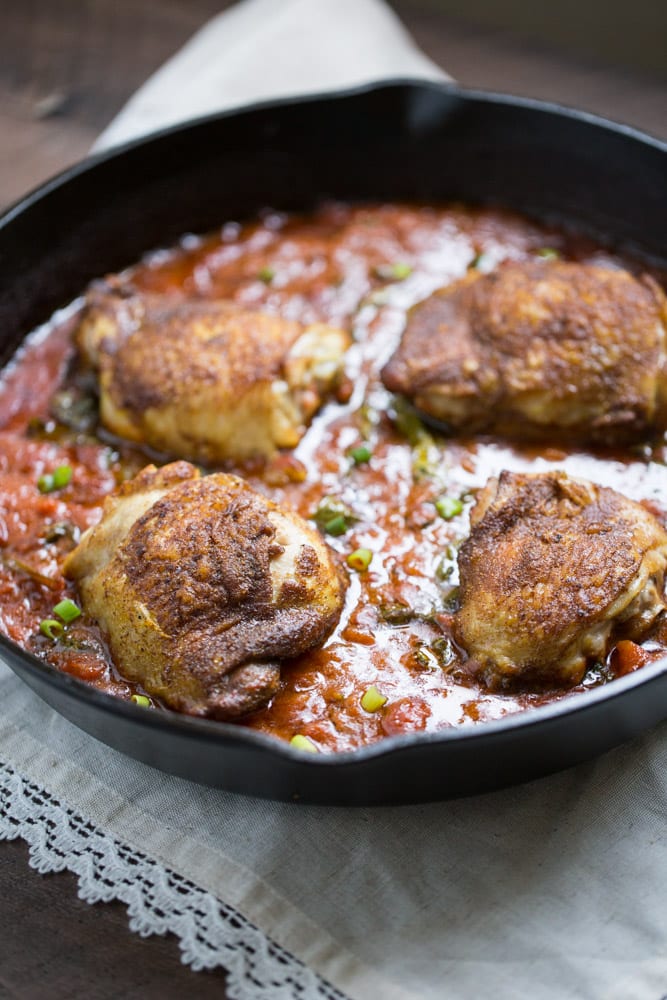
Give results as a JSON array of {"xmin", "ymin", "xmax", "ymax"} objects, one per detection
[
  {"xmin": 357, "ymin": 402, "xmax": 378, "ymax": 440},
  {"xmin": 414, "ymin": 646, "xmax": 439, "ymax": 669},
  {"xmin": 53, "ymin": 598, "xmax": 82, "ymax": 623},
  {"xmin": 38, "ymin": 465, "xmax": 72, "ymax": 493},
  {"xmin": 379, "ymin": 603, "xmax": 414, "ymax": 625},
  {"xmin": 290, "ymin": 734, "xmax": 319, "ymax": 753},
  {"xmin": 348, "ymin": 445, "xmax": 372, "ymax": 465},
  {"xmin": 52, "ymin": 465, "xmax": 72, "ymax": 488},
  {"xmin": 360, "ymin": 685, "xmax": 388, "ymax": 713},
  {"xmin": 39, "ymin": 618, "xmax": 64, "ymax": 640},
  {"xmin": 442, "ymin": 586, "xmax": 461, "ymax": 612},
  {"xmin": 43, "ymin": 521, "xmax": 78, "ymax": 545},
  {"xmin": 435, "ymin": 496, "xmax": 464, "ymax": 520},
  {"xmin": 346, "ymin": 548, "xmax": 373, "ymax": 572},
  {"xmin": 257, "ymin": 266, "xmax": 275, "ymax": 283},
  {"xmin": 131, "ymin": 694, "xmax": 151, "ymax": 707},
  {"xmin": 435, "ymin": 557, "xmax": 454, "ymax": 582},
  {"xmin": 375, "ymin": 261, "xmax": 413, "ymax": 281},
  {"xmin": 311, "ymin": 496, "xmax": 357, "ymax": 536},
  {"xmin": 391, "ymin": 397, "xmax": 427, "ymax": 446},
  {"xmin": 322, "ymin": 514, "xmax": 348, "ymax": 536},
  {"xmin": 536, "ymin": 247, "xmax": 561, "ymax": 260},
  {"xmin": 37, "ymin": 474, "xmax": 54, "ymax": 493},
  {"xmin": 432, "ymin": 636, "xmax": 455, "ymax": 666},
  {"xmin": 412, "ymin": 440, "xmax": 438, "ymax": 481}
]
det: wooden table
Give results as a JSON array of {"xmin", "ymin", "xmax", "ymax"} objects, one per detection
[{"xmin": 1, "ymin": 3, "xmax": 664, "ymax": 997}]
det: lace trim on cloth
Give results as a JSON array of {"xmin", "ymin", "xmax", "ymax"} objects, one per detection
[{"xmin": 0, "ymin": 761, "xmax": 347, "ymax": 1000}]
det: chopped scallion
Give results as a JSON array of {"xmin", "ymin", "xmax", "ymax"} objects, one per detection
[
  {"xmin": 379, "ymin": 603, "xmax": 414, "ymax": 625},
  {"xmin": 391, "ymin": 398, "xmax": 427, "ymax": 446},
  {"xmin": 311, "ymin": 496, "xmax": 357, "ymax": 536},
  {"xmin": 131, "ymin": 694, "xmax": 151, "ymax": 707},
  {"xmin": 39, "ymin": 618, "xmax": 64, "ymax": 640},
  {"xmin": 290, "ymin": 734, "xmax": 319, "ymax": 753},
  {"xmin": 360, "ymin": 685, "xmax": 388, "ymax": 713},
  {"xmin": 37, "ymin": 465, "xmax": 72, "ymax": 493},
  {"xmin": 346, "ymin": 548, "xmax": 373, "ymax": 572},
  {"xmin": 414, "ymin": 646, "xmax": 440, "ymax": 669},
  {"xmin": 37, "ymin": 474, "xmax": 54, "ymax": 493},
  {"xmin": 53, "ymin": 598, "xmax": 82, "ymax": 623},
  {"xmin": 435, "ymin": 496, "xmax": 464, "ymax": 520},
  {"xmin": 52, "ymin": 465, "xmax": 72, "ymax": 488},
  {"xmin": 257, "ymin": 266, "xmax": 275, "ymax": 283},
  {"xmin": 323, "ymin": 514, "xmax": 348, "ymax": 536},
  {"xmin": 432, "ymin": 636, "xmax": 455, "ymax": 666},
  {"xmin": 536, "ymin": 247, "xmax": 560, "ymax": 260},
  {"xmin": 375, "ymin": 261, "xmax": 413, "ymax": 281},
  {"xmin": 348, "ymin": 445, "xmax": 372, "ymax": 465}
]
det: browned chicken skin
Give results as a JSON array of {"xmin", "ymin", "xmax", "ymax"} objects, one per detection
[
  {"xmin": 63, "ymin": 462, "xmax": 346, "ymax": 719},
  {"xmin": 455, "ymin": 471, "xmax": 667, "ymax": 689},
  {"xmin": 76, "ymin": 285, "xmax": 350, "ymax": 463},
  {"xmin": 382, "ymin": 261, "xmax": 667, "ymax": 445}
]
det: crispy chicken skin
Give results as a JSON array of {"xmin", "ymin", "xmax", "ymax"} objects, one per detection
[
  {"xmin": 454, "ymin": 471, "xmax": 667, "ymax": 689},
  {"xmin": 63, "ymin": 462, "xmax": 346, "ymax": 719},
  {"xmin": 382, "ymin": 261, "xmax": 667, "ymax": 445},
  {"xmin": 76, "ymin": 286, "xmax": 350, "ymax": 463}
]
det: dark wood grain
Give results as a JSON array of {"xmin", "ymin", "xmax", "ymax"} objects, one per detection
[
  {"xmin": 0, "ymin": 837, "xmax": 229, "ymax": 998},
  {"xmin": 0, "ymin": 2, "xmax": 665, "ymax": 996},
  {"xmin": 0, "ymin": 0, "xmax": 230, "ymax": 208}
]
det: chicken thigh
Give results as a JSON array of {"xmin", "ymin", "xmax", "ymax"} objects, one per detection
[
  {"xmin": 382, "ymin": 261, "xmax": 667, "ymax": 445},
  {"xmin": 455, "ymin": 470, "xmax": 667, "ymax": 689},
  {"xmin": 76, "ymin": 285, "xmax": 350, "ymax": 463},
  {"xmin": 63, "ymin": 462, "xmax": 346, "ymax": 718}
]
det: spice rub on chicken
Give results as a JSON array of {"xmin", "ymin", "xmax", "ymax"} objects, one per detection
[
  {"xmin": 63, "ymin": 462, "xmax": 346, "ymax": 719},
  {"xmin": 75, "ymin": 285, "xmax": 350, "ymax": 463},
  {"xmin": 454, "ymin": 471, "xmax": 667, "ymax": 690},
  {"xmin": 382, "ymin": 261, "xmax": 667, "ymax": 445}
]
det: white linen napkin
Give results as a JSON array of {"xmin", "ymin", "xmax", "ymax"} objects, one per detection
[
  {"xmin": 2, "ymin": 2, "xmax": 666, "ymax": 999},
  {"xmin": 94, "ymin": 0, "xmax": 447, "ymax": 151}
]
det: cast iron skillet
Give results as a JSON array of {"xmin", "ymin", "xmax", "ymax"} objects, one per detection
[{"xmin": 1, "ymin": 81, "xmax": 666, "ymax": 805}]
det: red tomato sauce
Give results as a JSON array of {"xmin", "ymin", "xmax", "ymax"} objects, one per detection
[{"xmin": 2, "ymin": 202, "xmax": 666, "ymax": 751}]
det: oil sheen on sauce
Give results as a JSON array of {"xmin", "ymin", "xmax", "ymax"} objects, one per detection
[{"xmin": 1, "ymin": 202, "xmax": 666, "ymax": 752}]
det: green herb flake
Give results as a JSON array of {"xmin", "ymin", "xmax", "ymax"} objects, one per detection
[
  {"xmin": 257, "ymin": 266, "xmax": 275, "ymax": 283},
  {"xmin": 536, "ymin": 247, "xmax": 561, "ymax": 260},
  {"xmin": 374, "ymin": 261, "xmax": 413, "ymax": 281},
  {"xmin": 290, "ymin": 734, "xmax": 319, "ymax": 753},
  {"xmin": 360, "ymin": 685, "xmax": 388, "ymax": 712},
  {"xmin": 43, "ymin": 521, "xmax": 77, "ymax": 545},
  {"xmin": 52, "ymin": 465, "xmax": 72, "ymax": 489},
  {"xmin": 53, "ymin": 598, "xmax": 82, "ymax": 623},
  {"xmin": 131, "ymin": 694, "xmax": 151, "ymax": 708},
  {"xmin": 38, "ymin": 465, "xmax": 73, "ymax": 493},
  {"xmin": 37, "ymin": 474, "xmax": 54, "ymax": 494},
  {"xmin": 379, "ymin": 603, "xmax": 414, "ymax": 625},
  {"xmin": 346, "ymin": 548, "xmax": 373, "ymax": 572},
  {"xmin": 435, "ymin": 496, "xmax": 464, "ymax": 520},
  {"xmin": 442, "ymin": 586, "xmax": 461, "ymax": 612},
  {"xmin": 392, "ymin": 398, "xmax": 426, "ymax": 446},
  {"xmin": 431, "ymin": 636, "xmax": 455, "ymax": 666},
  {"xmin": 311, "ymin": 496, "xmax": 357, "ymax": 536},
  {"xmin": 39, "ymin": 618, "xmax": 64, "ymax": 640},
  {"xmin": 414, "ymin": 645, "xmax": 440, "ymax": 670},
  {"xmin": 435, "ymin": 558, "xmax": 454, "ymax": 582},
  {"xmin": 322, "ymin": 514, "xmax": 348, "ymax": 536},
  {"xmin": 348, "ymin": 444, "xmax": 372, "ymax": 465}
]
